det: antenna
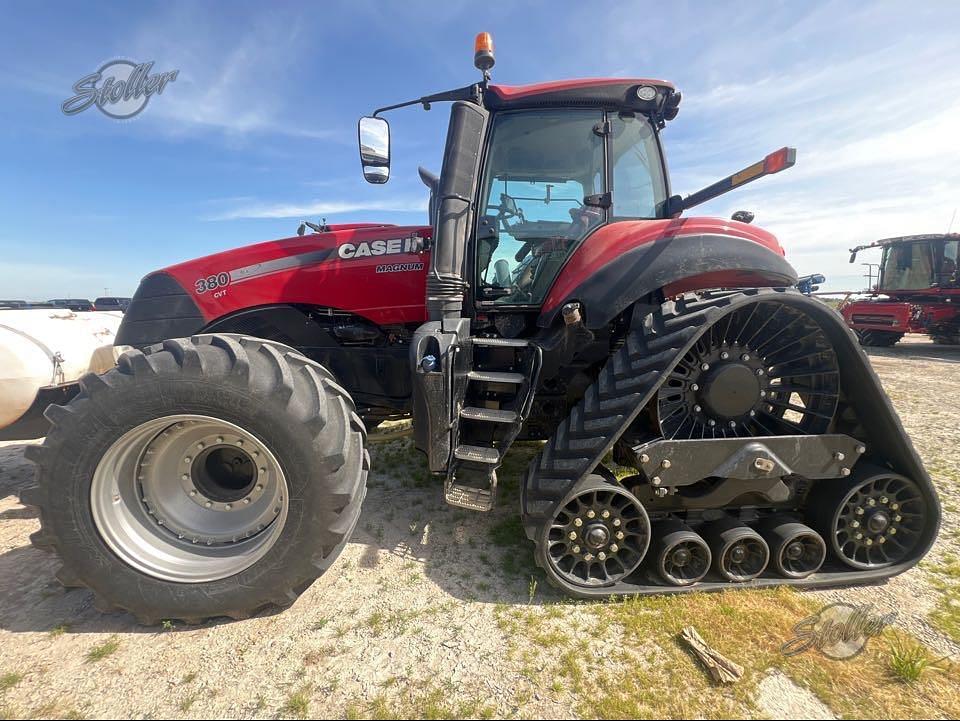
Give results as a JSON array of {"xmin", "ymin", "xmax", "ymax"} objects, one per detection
[{"xmin": 947, "ymin": 208, "xmax": 957, "ymax": 234}]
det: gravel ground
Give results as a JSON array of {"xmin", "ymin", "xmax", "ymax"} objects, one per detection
[{"xmin": 0, "ymin": 335, "xmax": 958, "ymax": 719}]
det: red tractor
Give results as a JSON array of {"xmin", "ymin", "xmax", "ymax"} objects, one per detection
[
  {"xmin": 22, "ymin": 35, "xmax": 939, "ymax": 623},
  {"xmin": 843, "ymin": 234, "xmax": 960, "ymax": 346}
]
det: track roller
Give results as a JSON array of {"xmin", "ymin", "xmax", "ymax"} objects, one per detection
[
  {"xmin": 541, "ymin": 475, "xmax": 650, "ymax": 588},
  {"xmin": 649, "ymin": 520, "xmax": 711, "ymax": 586},
  {"xmin": 757, "ymin": 517, "xmax": 826, "ymax": 579},
  {"xmin": 702, "ymin": 517, "xmax": 769, "ymax": 582},
  {"xmin": 810, "ymin": 464, "xmax": 929, "ymax": 570}
]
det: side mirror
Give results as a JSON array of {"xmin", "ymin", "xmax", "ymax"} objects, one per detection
[{"xmin": 358, "ymin": 116, "xmax": 390, "ymax": 184}]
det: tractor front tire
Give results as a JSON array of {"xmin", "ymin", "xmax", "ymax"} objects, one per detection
[{"xmin": 21, "ymin": 335, "xmax": 367, "ymax": 624}]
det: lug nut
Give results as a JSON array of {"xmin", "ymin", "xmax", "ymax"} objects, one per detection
[
  {"xmin": 865, "ymin": 538, "xmax": 873, "ymax": 546},
  {"xmin": 834, "ymin": 452, "xmax": 845, "ymax": 461},
  {"xmin": 236, "ymin": 440, "xmax": 244, "ymax": 446},
  {"xmin": 243, "ymin": 498, "xmax": 251, "ymax": 505},
  {"xmin": 856, "ymin": 507, "xmax": 864, "ymax": 515},
  {"xmin": 610, "ymin": 544, "xmax": 618, "ymax": 553},
  {"xmin": 216, "ymin": 436, "xmax": 224, "ymax": 443},
  {"xmin": 572, "ymin": 545, "xmax": 581, "ymax": 553},
  {"xmin": 256, "ymin": 484, "xmax": 264, "ymax": 492},
  {"xmin": 728, "ymin": 421, "xmax": 736, "ymax": 428},
  {"xmin": 867, "ymin": 498, "xmax": 876, "ymax": 506},
  {"xmin": 856, "ymin": 445, "xmax": 866, "ymax": 454},
  {"xmin": 890, "ymin": 503, "xmax": 899, "ymax": 511},
  {"xmin": 850, "ymin": 520, "xmax": 860, "ymax": 528},
  {"xmin": 584, "ymin": 553, "xmax": 594, "ymax": 561},
  {"xmin": 181, "ymin": 474, "xmax": 189, "ymax": 481},
  {"xmin": 889, "ymin": 527, "xmax": 897, "ymax": 535},
  {"xmin": 878, "ymin": 536, "xmax": 886, "ymax": 544},
  {"xmin": 749, "ymin": 410, "xmax": 756, "ymax": 417},
  {"xmin": 616, "ymin": 531, "xmax": 624, "ymax": 540},
  {"xmin": 880, "ymin": 496, "xmax": 888, "ymax": 504},
  {"xmin": 840, "ymin": 468, "xmax": 851, "ymax": 477},
  {"xmin": 756, "ymin": 369, "xmax": 764, "ymax": 376},
  {"xmin": 701, "ymin": 363, "xmax": 710, "ymax": 371},
  {"xmin": 894, "ymin": 515, "xmax": 902, "ymax": 522},
  {"xmin": 189, "ymin": 489, "xmax": 197, "ymax": 497},
  {"xmin": 225, "ymin": 504, "xmax": 232, "ymax": 510},
  {"xmin": 720, "ymin": 352, "xmax": 729, "ymax": 360},
  {"xmin": 601, "ymin": 509, "xmax": 610, "ymax": 518},
  {"xmin": 569, "ymin": 531, "xmax": 578, "ymax": 540},
  {"xmin": 598, "ymin": 552, "xmax": 607, "ymax": 560},
  {"xmin": 639, "ymin": 454, "xmax": 650, "ymax": 464},
  {"xmin": 708, "ymin": 419, "xmax": 716, "ymax": 426},
  {"xmin": 587, "ymin": 510, "xmax": 596, "ymax": 519},
  {"xmin": 197, "ymin": 442, "xmax": 205, "ymax": 449},
  {"xmin": 205, "ymin": 501, "xmax": 212, "ymax": 508},
  {"xmin": 759, "ymin": 390, "xmax": 767, "ymax": 398},
  {"xmin": 574, "ymin": 518, "xmax": 583, "ymax": 527},
  {"xmin": 652, "ymin": 476, "xmax": 662, "ymax": 486},
  {"xmin": 613, "ymin": 519, "xmax": 621, "ymax": 527},
  {"xmin": 694, "ymin": 405, "xmax": 702, "ymax": 413},
  {"xmin": 691, "ymin": 384, "xmax": 700, "ymax": 392},
  {"xmin": 184, "ymin": 456, "xmax": 192, "ymax": 463},
  {"xmin": 855, "ymin": 532, "xmax": 863, "ymax": 539},
  {"xmin": 661, "ymin": 459, "xmax": 671, "ymax": 469}
]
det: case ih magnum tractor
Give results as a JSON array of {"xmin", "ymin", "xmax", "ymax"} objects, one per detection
[
  {"xmin": 843, "ymin": 234, "xmax": 960, "ymax": 347},
  {"xmin": 23, "ymin": 36, "xmax": 939, "ymax": 623}
]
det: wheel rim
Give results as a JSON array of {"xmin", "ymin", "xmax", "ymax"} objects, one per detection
[
  {"xmin": 831, "ymin": 475, "xmax": 925, "ymax": 569},
  {"xmin": 660, "ymin": 538, "xmax": 710, "ymax": 585},
  {"xmin": 719, "ymin": 535, "xmax": 768, "ymax": 581},
  {"xmin": 777, "ymin": 533, "xmax": 826, "ymax": 578},
  {"xmin": 546, "ymin": 484, "xmax": 650, "ymax": 587},
  {"xmin": 658, "ymin": 301, "xmax": 839, "ymax": 439},
  {"xmin": 90, "ymin": 415, "xmax": 289, "ymax": 583}
]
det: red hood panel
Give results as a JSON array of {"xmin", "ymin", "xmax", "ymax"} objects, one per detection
[{"xmin": 162, "ymin": 224, "xmax": 432, "ymax": 326}]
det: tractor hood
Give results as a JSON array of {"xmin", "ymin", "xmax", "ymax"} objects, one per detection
[{"xmin": 116, "ymin": 223, "xmax": 432, "ymax": 347}]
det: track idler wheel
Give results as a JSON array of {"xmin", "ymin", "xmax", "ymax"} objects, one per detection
[
  {"xmin": 542, "ymin": 475, "xmax": 650, "ymax": 588},
  {"xmin": 757, "ymin": 518, "xmax": 826, "ymax": 579},
  {"xmin": 810, "ymin": 465, "xmax": 928, "ymax": 570},
  {"xmin": 702, "ymin": 517, "xmax": 769, "ymax": 582},
  {"xmin": 649, "ymin": 520, "xmax": 711, "ymax": 586}
]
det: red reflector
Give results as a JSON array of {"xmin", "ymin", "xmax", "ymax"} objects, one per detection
[{"xmin": 763, "ymin": 147, "xmax": 795, "ymax": 174}]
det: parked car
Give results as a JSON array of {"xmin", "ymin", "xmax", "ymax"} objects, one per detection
[
  {"xmin": 93, "ymin": 296, "xmax": 131, "ymax": 312},
  {"xmin": 0, "ymin": 300, "xmax": 27, "ymax": 309},
  {"xmin": 48, "ymin": 298, "xmax": 95, "ymax": 312}
]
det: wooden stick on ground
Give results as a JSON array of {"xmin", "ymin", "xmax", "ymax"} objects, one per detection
[{"xmin": 680, "ymin": 626, "xmax": 744, "ymax": 684}]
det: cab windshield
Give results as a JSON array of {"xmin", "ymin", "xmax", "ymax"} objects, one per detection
[
  {"xmin": 879, "ymin": 240, "xmax": 960, "ymax": 291},
  {"xmin": 476, "ymin": 109, "xmax": 666, "ymax": 305}
]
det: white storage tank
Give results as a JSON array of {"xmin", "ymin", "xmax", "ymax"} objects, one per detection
[{"xmin": 0, "ymin": 308, "xmax": 126, "ymax": 438}]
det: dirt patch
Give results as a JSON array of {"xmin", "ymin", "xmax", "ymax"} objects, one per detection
[
  {"xmin": 754, "ymin": 670, "xmax": 836, "ymax": 720},
  {"xmin": 1, "ymin": 335, "xmax": 959, "ymax": 718}
]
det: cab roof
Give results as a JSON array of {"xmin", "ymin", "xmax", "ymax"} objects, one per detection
[{"xmin": 485, "ymin": 78, "xmax": 680, "ymax": 120}]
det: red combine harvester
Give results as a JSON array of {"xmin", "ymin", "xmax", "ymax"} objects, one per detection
[
  {"xmin": 843, "ymin": 234, "xmax": 960, "ymax": 346},
  {"xmin": 21, "ymin": 34, "xmax": 939, "ymax": 623}
]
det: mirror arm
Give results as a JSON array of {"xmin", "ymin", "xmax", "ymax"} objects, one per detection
[{"xmin": 372, "ymin": 83, "xmax": 482, "ymax": 117}]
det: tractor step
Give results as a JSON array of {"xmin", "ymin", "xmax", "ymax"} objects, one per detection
[
  {"xmin": 454, "ymin": 444, "xmax": 500, "ymax": 464},
  {"xmin": 467, "ymin": 370, "xmax": 524, "ymax": 384},
  {"xmin": 471, "ymin": 337, "xmax": 530, "ymax": 348},
  {"xmin": 459, "ymin": 406, "xmax": 517, "ymax": 423},
  {"xmin": 444, "ymin": 475, "xmax": 497, "ymax": 512}
]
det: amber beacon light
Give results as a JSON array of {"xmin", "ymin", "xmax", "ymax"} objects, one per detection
[{"xmin": 474, "ymin": 32, "xmax": 495, "ymax": 75}]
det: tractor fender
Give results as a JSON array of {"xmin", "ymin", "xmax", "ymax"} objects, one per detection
[{"xmin": 539, "ymin": 220, "xmax": 798, "ymax": 329}]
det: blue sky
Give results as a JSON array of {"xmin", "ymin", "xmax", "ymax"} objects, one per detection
[{"xmin": 1, "ymin": 0, "xmax": 959, "ymax": 298}]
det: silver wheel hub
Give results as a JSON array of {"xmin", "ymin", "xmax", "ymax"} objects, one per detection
[{"xmin": 91, "ymin": 415, "xmax": 289, "ymax": 583}]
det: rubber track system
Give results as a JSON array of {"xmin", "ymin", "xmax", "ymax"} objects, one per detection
[
  {"xmin": 20, "ymin": 334, "xmax": 368, "ymax": 624},
  {"xmin": 523, "ymin": 288, "xmax": 940, "ymax": 598}
]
